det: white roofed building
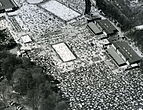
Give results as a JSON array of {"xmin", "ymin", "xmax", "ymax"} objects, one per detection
[{"xmin": 21, "ymin": 35, "xmax": 32, "ymax": 43}]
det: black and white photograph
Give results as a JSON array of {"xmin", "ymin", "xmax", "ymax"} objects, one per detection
[{"xmin": 0, "ymin": 0, "xmax": 143, "ymax": 110}]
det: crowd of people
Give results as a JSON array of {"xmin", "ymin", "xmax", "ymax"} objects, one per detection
[
  {"xmin": 53, "ymin": 61, "xmax": 142, "ymax": 110},
  {"xmin": 14, "ymin": 3, "xmax": 65, "ymax": 41},
  {"xmin": 0, "ymin": 0, "xmax": 143, "ymax": 109},
  {"xmin": 0, "ymin": 17, "xmax": 8, "ymax": 30}
]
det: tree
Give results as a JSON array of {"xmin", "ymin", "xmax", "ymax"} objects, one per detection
[
  {"xmin": 0, "ymin": 30, "xmax": 17, "ymax": 51},
  {"xmin": 84, "ymin": 0, "xmax": 91, "ymax": 15},
  {"xmin": 54, "ymin": 101, "xmax": 68, "ymax": 110},
  {"xmin": 0, "ymin": 101, "xmax": 5, "ymax": 110},
  {"xmin": 0, "ymin": 79, "xmax": 8, "ymax": 104},
  {"xmin": 0, "ymin": 29, "xmax": 6, "ymax": 41},
  {"xmin": 1, "ymin": 53, "xmax": 22, "ymax": 81},
  {"xmin": 0, "ymin": 51, "xmax": 68, "ymax": 110},
  {"xmin": 12, "ymin": 68, "xmax": 34, "ymax": 95},
  {"xmin": 96, "ymin": 0, "xmax": 133, "ymax": 30},
  {"xmin": 40, "ymin": 93, "xmax": 57, "ymax": 110},
  {"xmin": 21, "ymin": 57, "xmax": 32, "ymax": 68},
  {"xmin": 29, "ymin": 66, "xmax": 43, "ymax": 82}
]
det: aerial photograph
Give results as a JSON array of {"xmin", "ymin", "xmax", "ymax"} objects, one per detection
[{"xmin": 0, "ymin": 0, "xmax": 143, "ymax": 110}]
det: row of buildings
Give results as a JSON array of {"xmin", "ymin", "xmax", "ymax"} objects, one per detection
[
  {"xmin": 87, "ymin": 18, "xmax": 118, "ymax": 36},
  {"xmin": 87, "ymin": 18, "xmax": 141, "ymax": 68}
]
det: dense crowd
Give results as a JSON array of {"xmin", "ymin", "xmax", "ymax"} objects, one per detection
[
  {"xmin": 56, "ymin": 62, "xmax": 142, "ymax": 110},
  {"xmin": 16, "ymin": 3, "xmax": 65, "ymax": 41},
  {"xmin": 0, "ymin": 0, "xmax": 143, "ymax": 109}
]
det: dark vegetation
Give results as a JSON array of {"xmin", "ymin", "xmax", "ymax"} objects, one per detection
[
  {"xmin": 96, "ymin": 0, "xmax": 143, "ymax": 30},
  {"xmin": 0, "ymin": 29, "xmax": 17, "ymax": 51},
  {"xmin": 128, "ymin": 30, "xmax": 143, "ymax": 72},
  {"xmin": 127, "ymin": 30, "xmax": 143, "ymax": 52},
  {"xmin": 96, "ymin": 0, "xmax": 143, "ymax": 67},
  {"xmin": 84, "ymin": 0, "xmax": 91, "ymax": 15},
  {"xmin": 0, "ymin": 31, "xmax": 68, "ymax": 110}
]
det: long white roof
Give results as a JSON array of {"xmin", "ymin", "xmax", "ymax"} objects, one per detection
[
  {"xmin": 52, "ymin": 43, "xmax": 76, "ymax": 62},
  {"xmin": 21, "ymin": 35, "xmax": 32, "ymax": 43}
]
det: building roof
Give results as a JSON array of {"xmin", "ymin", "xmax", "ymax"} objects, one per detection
[
  {"xmin": 0, "ymin": 0, "xmax": 16, "ymax": 10},
  {"xmin": 96, "ymin": 19, "xmax": 118, "ymax": 35},
  {"xmin": 21, "ymin": 35, "xmax": 32, "ymax": 43},
  {"xmin": 52, "ymin": 42, "xmax": 76, "ymax": 62},
  {"xmin": 102, "ymin": 39, "xmax": 110, "ymax": 44},
  {"xmin": 87, "ymin": 22, "xmax": 102, "ymax": 35},
  {"xmin": 107, "ymin": 46, "xmax": 126, "ymax": 66},
  {"xmin": 113, "ymin": 41, "xmax": 141, "ymax": 64},
  {"xmin": 40, "ymin": 0, "xmax": 80, "ymax": 21}
]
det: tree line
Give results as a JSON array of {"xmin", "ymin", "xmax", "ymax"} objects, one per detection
[
  {"xmin": 96, "ymin": 0, "xmax": 133, "ymax": 30},
  {"xmin": 0, "ymin": 31, "xmax": 68, "ymax": 110},
  {"xmin": 0, "ymin": 29, "xmax": 17, "ymax": 51}
]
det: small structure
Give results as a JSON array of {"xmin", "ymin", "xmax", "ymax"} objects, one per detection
[
  {"xmin": 52, "ymin": 42, "xmax": 76, "ymax": 62},
  {"xmin": 20, "ymin": 45, "xmax": 31, "ymax": 50},
  {"xmin": 27, "ymin": 0, "xmax": 43, "ymax": 4},
  {"xmin": 107, "ymin": 46, "xmax": 126, "ymax": 66},
  {"xmin": 87, "ymin": 22, "xmax": 103, "ymax": 35},
  {"xmin": 135, "ymin": 25, "xmax": 143, "ymax": 30},
  {"xmin": 101, "ymin": 39, "xmax": 111, "ymax": 47},
  {"xmin": 0, "ymin": 0, "xmax": 18, "ymax": 13},
  {"xmin": 21, "ymin": 35, "xmax": 32, "ymax": 43},
  {"xmin": 96, "ymin": 19, "xmax": 118, "ymax": 36}
]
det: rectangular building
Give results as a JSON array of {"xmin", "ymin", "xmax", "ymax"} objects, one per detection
[
  {"xmin": 102, "ymin": 39, "xmax": 111, "ymax": 46},
  {"xmin": 87, "ymin": 22, "xmax": 103, "ymax": 35},
  {"xmin": 52, "ymin": 43, "xmax": 76, "ymax": 62},
  {"xmin": 96, "ymin": 19, "xmax": 118, "ymax": 35},
  {"xmin": 40, "ymin": 0, "xmax": 80, "ymax": 21},
  {"xmin": 21, "ymin": 35, "xmax": 32, "ymax": 43},
  {"xmin": 107, "ymin": 46, "xmax": 126, "ymax": 66},
  {"xmin": 113, "ymin": 41, "xmax": 141, "ymax": 64}
]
